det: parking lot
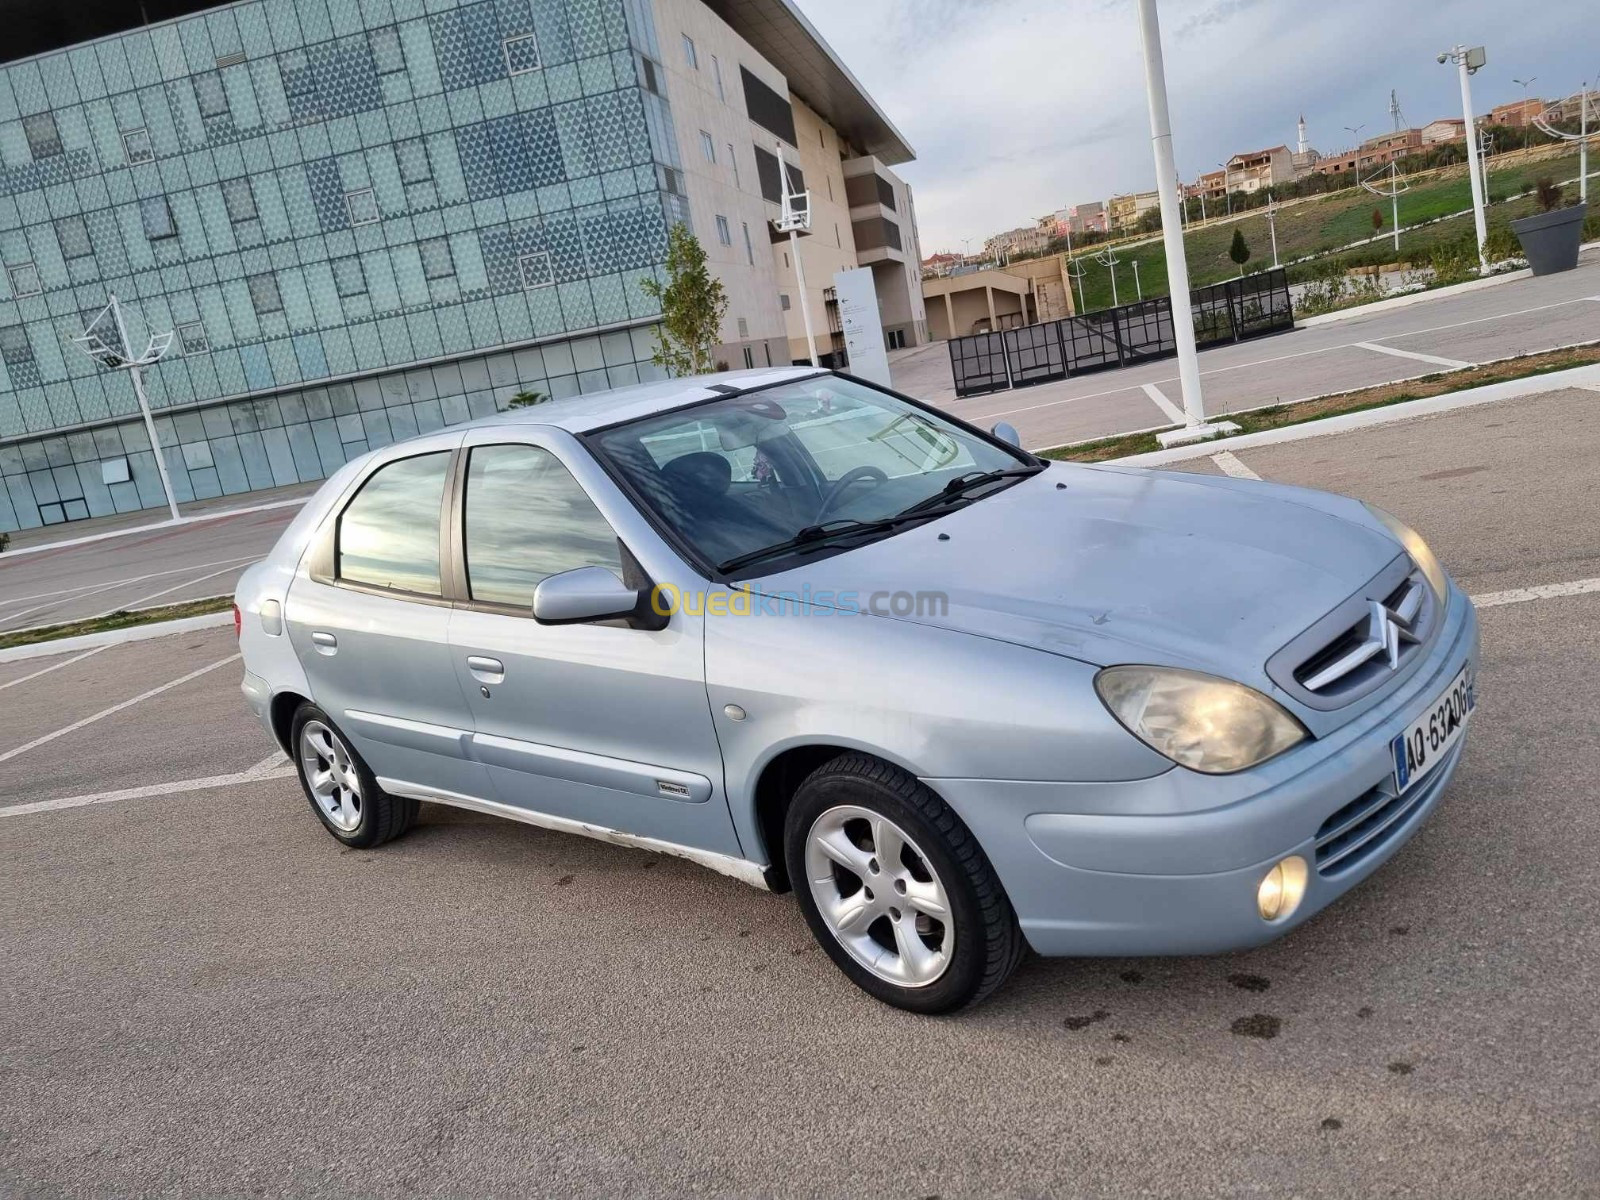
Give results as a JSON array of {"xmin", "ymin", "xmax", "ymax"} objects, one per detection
[{"xmin": 4, "ymin": 386, "xmax": 1600, "ymax": 1195}]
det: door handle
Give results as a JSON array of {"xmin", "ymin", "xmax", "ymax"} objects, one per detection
[
  {"xmin": 311, "ymin": 631, "xmax": 338, "ymax": 655},
  {"xmin": 466, "ymin": 656, "xmax": 505, "ymax": 683}
]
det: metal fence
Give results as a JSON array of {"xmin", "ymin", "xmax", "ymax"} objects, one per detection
[{"xmin": 949, "ymin": 269, "xmax": 1294, "ymax": 398}]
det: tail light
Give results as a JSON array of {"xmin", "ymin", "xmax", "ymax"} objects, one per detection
[{"xmin": 232, "ymin": 603, "xmax": 243, "ymax": 639}]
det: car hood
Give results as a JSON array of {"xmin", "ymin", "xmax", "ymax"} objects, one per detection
[{"xmin": 746, "ymin": 463, "xmax": 1402, "ymax": 691}]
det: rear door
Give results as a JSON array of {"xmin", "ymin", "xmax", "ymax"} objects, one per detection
[
  {"xmin": 286, "ymin": 434, "xmax": 490, "ymax": 800},
  {"xmin": 445, "ymin": 427, "xmax": 741, "ymax": 858}
]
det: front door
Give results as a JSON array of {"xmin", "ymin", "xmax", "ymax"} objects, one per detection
[
  {"xmin": 445, "ymin": 433, "xmax": 740, "ymax": 859},
  {"xmin": 286, "ymin": 438, "xmax": 489, "ymax": 800}
]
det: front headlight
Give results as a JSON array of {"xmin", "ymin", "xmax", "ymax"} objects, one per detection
[
  {"xmin": 1095, "ymin": 666, "xmax": 1308, "ymax": 774},
  {"xmin": 1365, "ymin": 504, "xmax": 1448, "ymax": 599}
]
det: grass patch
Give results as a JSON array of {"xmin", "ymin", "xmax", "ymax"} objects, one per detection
[
  {"xmin": 1042, "ymin": 343, "xmax": 1600, "ymax": 463},
  {"xmin": 0, "ymin": 595, "xmax": 234, "ymax": 651}
]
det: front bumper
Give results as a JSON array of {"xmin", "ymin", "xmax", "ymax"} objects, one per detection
[{"xmin": 932, "ymin": 586, "xmax": 1480, "ymax": 957}]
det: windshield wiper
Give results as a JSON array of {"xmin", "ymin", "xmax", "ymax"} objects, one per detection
[
  {"xmin": 718, "ymin": 514, "xmax": 933, "ymax": 575},
  {"xmin": 896, "ymin": 464, "xmax": 1046, "ymax": 517}
]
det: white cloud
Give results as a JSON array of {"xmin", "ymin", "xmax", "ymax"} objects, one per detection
[{"xmin": 797, "ymin": 0, "xmax": 1597, "ymax": 252}]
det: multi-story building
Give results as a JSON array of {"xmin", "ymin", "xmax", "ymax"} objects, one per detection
[
  {"xmin": 1070, "ymin": 201, "xmax": 1107, "ymax": 234},
  {"xmin": 1106, "ymin": 190, "xmax": 1158, "ymax": 231},
  {"xmin": 983, "ymin": 224, "xmax": 1048, "ymax": 261},
  {"xmin": 1487, "ymin": 98, "xmax": 1546, "ymax": 128},
  {"xmin": 1225, "ymin": 145, "xmax": 1293, "ymax": 193},
  {"xmin": 0, "ymin": 0, "xmax": 921, "ymax": 533},
  {"xmin": 1421, "ymin": 118, "xmax": 1466, "ymax": 144}
]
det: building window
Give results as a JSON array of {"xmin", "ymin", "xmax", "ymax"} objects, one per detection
[
  {"xmin": 7, "ymin": 262, "xmax": 40, "ymax": 298},
  {"xmin": 369, "ymin": 26, "xmax": 406, "ymax": 74},
  {"xmin": 332, "ymin": 256, "xmax": 368, "ymax": 297},
  {"xmin": 194, "ymin": 71, "xmax": 229, "ymax": 118},
  {"xmin": 743, "ymin": 347, "xmax": 755, "ymax": 368},
  {"xmin": 221, "ymin": 177, "xmax": 258, "ymax": 223},
  {"xmin": 682, "ymin": 34, "xmax": 697, "ymax": 70},
  {"xmin": 835, "ymin": 223, "xmax": 841, "ymax": 248},
  {"xmin": 640, "ymin": 57, "xmax": 660, "ymax": 95},
  {"xmin": 779, "ymin": 293, "xmax": 791, "ymax": 311},
  {"xmin": 742, "ymin": 222, "xmax": 754, "ymax": 265},
  {"xmin": 22, "ymin": 112, "xmax": 62, "ymax": 159},
  {"xmin": 503, "ymin": 33, "xmax": 541, "ymax": 76},
  {"xmin": 176, "ymin": 322, "xmax": 210, "ymax": 355},
  {"xmin": 140, "ymin": 197, "xmax": 177, "ymax": 240},
  {"xmin": 345, "ymin": 188, "xmax": 380, "ymax": 226},
  {"xmin": 698, "ymin": 131, "xmax": 715, "ymax": 164},
  {"xmin": 519, "ymin": 251, "xmax": 554, "ymax": 289},
  {"xmin": 247, "ymin": 272, "xmax": 283, "ymax": 315},
  {"xmin": 54, "ymin": 216, "xmax": 93, "ymax": 260},
  {"xmin": 396, "ymin": 138, "xmax": 432, "ymax": 185},
  {"xmin": 741, "ymin": 66, "xmax": 797, "ymax": 145},
  {"xmin": 715, "ymin": 215, "xmax": 732, "ymax": 246},
  {"xmin": 737, "ymin": 316, "xmax": 749, "ymax": 338},
  {"xmin": 123, "ymin": 128, "xmax": 154, "ymax": 165},
  {"xmin": 419, "ymin": 237, "xmax": 455, "ymax": 281},
  {"xmin": 0, "ymin": 325, "xmax": 33, "ymax": 364},
  {"xmin": 662, "ymin": 166, "xmax": 684, "ymax": 196},
  {"xmin": 728, "ymin": 145, "xmax": 739, "ymax": 188},
  {"xmin": 280, "ymin": 50, "xmax": 317, "ymax": 97},
  {"xmin": 711, "ymin": 55, "xmax": 725, "ymax": 101}
]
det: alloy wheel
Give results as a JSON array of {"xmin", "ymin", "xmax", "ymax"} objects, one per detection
[
  {"xmin": 299, "ymin": 719, "xmax": 363, "ymax": 832},
  {"xmin": 804, "ymin": 804, "xmax": 954, "ymax": 987}
]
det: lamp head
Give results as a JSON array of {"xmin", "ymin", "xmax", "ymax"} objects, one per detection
[{"xmin": 1437, "ymin": 52, "xmax": 1449, "ymax": 64}]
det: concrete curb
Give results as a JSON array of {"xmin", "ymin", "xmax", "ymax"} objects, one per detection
[
  {"xmin": 0, "ymin": 611, "xmax": 235, "ymax": 664},
  {"xmin": 0, "ymin": 495, "xmax": 306, "ymax": 560},
  {"xmin": 1115, "ymin": 361, "xmax": 1600, "ymax": 467}
]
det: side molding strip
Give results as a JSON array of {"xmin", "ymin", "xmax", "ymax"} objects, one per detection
[
  {"xmin": 344, "ymin": 709, "xmax": 471, "ymax": 758},
  {"xmin": 376, "ymin": 777, "xmax": 769, "ymax": 891},
  {"xmin": 467, "ymin": 731, "xmax": 712, "ymax": 804}
]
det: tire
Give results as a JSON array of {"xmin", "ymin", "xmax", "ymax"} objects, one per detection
[
  {"xmin": 784, "ymin": 753, "xmax": 1025, "ymax": 1013},
  {"xmin": 290, "ymin": 702, "xmax": 418, "ymax": 849}
]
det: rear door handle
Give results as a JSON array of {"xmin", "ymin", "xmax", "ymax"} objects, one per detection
[
  {"xmin": 467, "ymin": 656, "xmax": 505, "ymax": 683},
  {"xmin": 312, "ymin": 631, "xmax": 338, "ymax": 655}
]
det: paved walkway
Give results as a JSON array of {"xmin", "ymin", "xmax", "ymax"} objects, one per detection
[{"xmin": 898, "ymin": 255, "xmax": 1600, "ymax": 448}]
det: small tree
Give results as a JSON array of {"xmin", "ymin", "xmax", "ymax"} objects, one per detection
[
  {"xmin": 1535, "ymin": 177, "xmax": 1564, "ymax": 212},
  {"xmin": 505, "ymin": 390, "xmax": 546, "ymax": 408},
  {"xmin": 639, "ymin": 222, "xmax": 728, "ymax": 377},
  {"xmin": 1228, "ymin": 227, "xmax": 1251, "ymax": 275},
  {"xmin": 1371, "ymin": 206, "xmax": 1384, "ymax": 233},
  {"xmin": 1137, "ymin": 206, "xmax": 1162, "ymax": 234}
]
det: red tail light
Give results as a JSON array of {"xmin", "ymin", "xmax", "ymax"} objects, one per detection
[{"xmin": 232, "ymin": 603, "xmax": 243, "ymax": 639}]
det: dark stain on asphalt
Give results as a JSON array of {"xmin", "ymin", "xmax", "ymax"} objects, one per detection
[
  {"xmin": 1322, "ymin": 1117, "xmax": 1343, "ymax": 1131},
  {"xmin": 738, "ymin": 929, "xmax": 751, "ymax": 938},
  {"xmin": 1418, "ymin": 465, "xmax": 1489, "ymax": 482},
  {"xmin": 641, "ymin": 860, "xmax": 657, "ymax": 869},
  {"xmin": 1119, "ymin": 970, "xmax": 1143, "ymax": 984},
  {"xmin": 1390, "ymin": 924, "xmax": 1410, "ymax": 936},
  {"xmin": 1231, "ymin": 1013, "xmax": 1281, "ymax": 1039},
  {"xmin": 1389, "ymin": 1061, "xmax": 1414, "ymax": 1075},
  {"xmin": 1094, "ymin": 1056, "xmax": 1113, "ymax": 1066},
  {"xmin": 1111, "ymin": 1032, "xmax": 1131, "ymax": 1043},
  {"xmin": 556, "ymin": 874, "xmax": 573, "ymax": 886},
  {"xmin": 1228, "ymin": 972, "xmax": 1271, "ymax": 992},
  {"xmin": 1358, "ymin": 1006, "xmax": 1375, "ymax": 1019},
  {"xmin": 1063, "ymin": 1010, "xmax": 1110, "ymax": 1031}
]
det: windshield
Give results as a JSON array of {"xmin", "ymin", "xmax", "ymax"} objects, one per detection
[{"xmin": 588, "ymin": 375, "xmax": 1032, "ymax": 574}]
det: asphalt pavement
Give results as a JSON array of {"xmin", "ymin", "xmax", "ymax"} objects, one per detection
[{"xmin": 3, "ymin": 386, "xmax": 1599, "ymax": 1195}]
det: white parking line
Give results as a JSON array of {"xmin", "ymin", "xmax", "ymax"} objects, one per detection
[
  {"xmin": 1140, "ymin": 382, "xmax": 1185, "ymax": 424},
  {"xmin": 0, "ymin": 645, "xmax": 109, "ymax": 693},
  {"xmin": 0, "ymin": 757, "xmax": 294, "ymax": 820},
  {"xmin": 0, "ymin": 555, "xmax": 259, "ymax": 627},
  {"xmin": 1355, "ymin": 342, "xmax": 1476, "ymax": 370},
  {"xmin": 0, "ymin": 653, "xmax": 239, "ymax": 765},
  {"xmin": 87, "ymin": 563, "xmax": 249, "ymax": 622},
  {"xmin": 1209, "ymin": 451, "xmax": 1260, "ymax": 479},
  {"xmin": 1472, "ymin": 577, "xmax": 1600, "ymax": 609}
]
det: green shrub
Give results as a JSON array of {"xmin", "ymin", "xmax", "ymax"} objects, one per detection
[{"xmin": 1484, "ymin": 225, "xmax": 1520, "ymax": 261}]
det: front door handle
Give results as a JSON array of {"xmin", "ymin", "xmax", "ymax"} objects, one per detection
[
  {"xmin": 467, "ymin": 656, "xmax": 505, "ymax": 684},
  {"xmin": 311, "ymin": 631, "xmax": 338, "ymax": 655}
]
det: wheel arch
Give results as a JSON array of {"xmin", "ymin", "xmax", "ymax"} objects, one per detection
[{"xmin": 269, "ymin": 690, "xmax": 311, "ymax": 754}]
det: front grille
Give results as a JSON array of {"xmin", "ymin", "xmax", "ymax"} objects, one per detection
[
  {"xmin": 1291, "ymin": 570, "xmax": 1435, "ymax": 703},
  {"xmin": 1313, "ymin": 739, "xmax": 1461, "ymax": 875}
]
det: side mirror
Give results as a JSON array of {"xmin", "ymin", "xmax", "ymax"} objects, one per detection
[
  {"xmin": 991, "ymin": 421, "xmax": 1022, "ymax": 448},
  {"xmin": 532, "ymin": 566, "xmax": 667, "ymax": 631}
]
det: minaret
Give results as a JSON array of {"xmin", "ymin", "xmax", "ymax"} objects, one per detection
[{"xmin": 1297, "ymin": 114, "xmax": 1309, "ymax": 155}]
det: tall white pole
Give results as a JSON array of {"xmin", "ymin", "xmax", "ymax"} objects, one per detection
[
  {"xmin": 1133, "ymin": 259, "xmax": 1143, "ymax": 300},
  {"xmin": 1267, "ymin": 201, "xmax": 1280, "ymax": 268},
  {"xmin": 1136, "ymin": 0, "xmax": 1206, "ymax": 425},
  {"xmin": 109, "ymin": 294, "xmax": 180, "ymax": 522},
  {"xmin": 1456, "ymin": 51, "xmax": 1489, "ymax": 271},
  {"xmin": 1583, "ymin": 82, "xmax": 1590, "ymax": 205},
  {"xmin": 1391, "ymin": 164, "xmax": 1401, "ymax": 253}
]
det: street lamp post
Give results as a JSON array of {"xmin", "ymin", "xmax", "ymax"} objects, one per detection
[
  {"xmin": 1094, "ymin": 245, "xmax": 1121, "ymax": 307},
  {"xmin": 1132, "ymin": 258, "xmax": 1143, "ymax": 300},
  {"xmin": 70, "ymin": 295, "xmax": 180, "ymax": 522},
  {"xmin": 1532, "ymin": 79, "xmax": 1594, "ymax": 204},
  {"xmin": 1063, "ymin": 227, "xmax": 1087, "ymax": 314},
  {"xmin": 1137, "ymin": 0, "xmax": 1233, "ymax": 443},
  {"xmin": 1513, "ymin": 76, "xmax": 1537, "ymax": 147},
  {"xmin": 1440, "ymin": 45, "xmax": 1490, "ymax": 272},
  {"xmin": 773, "ymin": 141, "xmax": 819, "ymax": 367},
  {"xmin": 1266, "ymin": 198, "xmax": 1280, "ymax": 269}
]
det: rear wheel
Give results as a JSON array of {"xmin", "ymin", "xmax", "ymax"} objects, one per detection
[
  {"xmin": 291, "ymin": 703, "xmax": 417, "ymax": 848},
  {"xmin": 784, "ymin": 753, "xmax": 1025, "ymax": 1013}
]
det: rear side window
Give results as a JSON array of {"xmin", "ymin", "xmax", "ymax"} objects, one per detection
[
  {"xmin": 337, "ymin": 452, "xmax": 452, "ymax": 595},
  {"xmin": 463, "ymin": 444, "xmax": 622, "ymax": 609}
]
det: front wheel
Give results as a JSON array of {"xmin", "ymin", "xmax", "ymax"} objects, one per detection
[
  {"xmin": 784, "ymin": 754, "xmax": 1025, "ymax": 1013},
  {"xmin": 291, "ymin": 703, "xmax": 417, "ymax": 848}
]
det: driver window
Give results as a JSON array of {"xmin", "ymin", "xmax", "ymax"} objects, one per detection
[{"xmin": 462, "ymin": 444, "xmax": 623, "ymax": 609}]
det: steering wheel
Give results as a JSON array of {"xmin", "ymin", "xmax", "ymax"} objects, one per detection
[{"xmin": 815, "ymin": 466, "xmax": 889, "ymax": 522}]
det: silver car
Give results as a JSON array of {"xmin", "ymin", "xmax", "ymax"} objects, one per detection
[{"xmin": 236, "ymin": 367, "xmax": 1478, "ymax": 1012}]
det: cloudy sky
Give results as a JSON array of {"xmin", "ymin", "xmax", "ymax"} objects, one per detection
[{"xmin": 799, "ymin": 0, "xmax": 1597, "ymax": 253}]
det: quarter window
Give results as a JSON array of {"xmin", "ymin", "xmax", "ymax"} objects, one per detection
[
  {"xmin": 337, "ymin": 451, "xmax": 453, "ymax": 595},
  {"xmin": 463, "ymin": 444, "xmax": 623, "ymax": 608}
]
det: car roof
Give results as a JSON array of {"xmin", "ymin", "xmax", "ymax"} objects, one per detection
[{"xmin": 459, "ymin": 365, "xmax": 829, "ymax": 435}]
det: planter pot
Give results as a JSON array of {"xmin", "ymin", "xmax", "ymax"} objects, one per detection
[{"xmin": 1510, "ymin": 204, "xmax": 1587, "ymax": 276}]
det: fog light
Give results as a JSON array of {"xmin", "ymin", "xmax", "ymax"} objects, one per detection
[{"xmin": 1257, "ymin": 856, "xmax": 1309, "ymax": 922}]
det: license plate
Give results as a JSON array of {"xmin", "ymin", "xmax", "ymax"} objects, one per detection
[{"xmin": 1391, "ymin": 666, "xmax": 1474, "ymax": 793}]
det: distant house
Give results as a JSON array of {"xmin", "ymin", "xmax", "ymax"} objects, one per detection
[
  {"xmin": 1487, "ymin": 98, "xmax": 1546, "ymax": 127},
  {"xmin": 1421, "ymin": 118, "xmax": 1466, "ymax": 144},
  {"xmin": 1107, "ymin": 191, "xmax": 1159, "ymax": 230},
  {"xmin": 1225, "ymin": 145, "xmax": 1295, "ymax": 193}
]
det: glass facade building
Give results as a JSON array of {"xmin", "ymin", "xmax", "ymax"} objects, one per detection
[{"xmin": 0, "ymin": 0, "xmax": 694, "ymax": 531}]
